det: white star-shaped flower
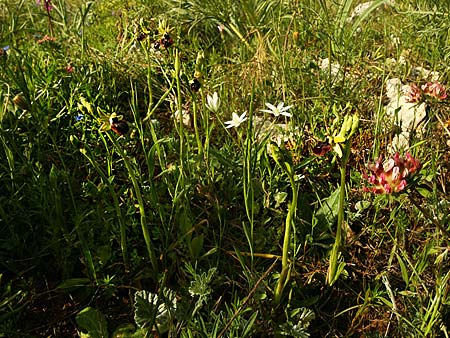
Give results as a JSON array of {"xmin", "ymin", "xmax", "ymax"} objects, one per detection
[
  {"xmin": 260, "ymin": 102, "xmax": 293, "ymax": 117},
  {"xmin": 224, "ymin": 111, "xmax": 247, "ymax": 128},
  {"xmin": 206, "ymin": 92, "xmax": 220, "ymax": 112}
]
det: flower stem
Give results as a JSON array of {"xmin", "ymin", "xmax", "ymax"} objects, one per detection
[
  {"xmin": 327, "ymin": 141, "xmax": 351, "ymax": 285},
  {"xmin": 274, "ymin": 167, "xmax": 297, "ymax": 304},
  {"xmin": 46, "ymin": 8, "xmax": 54, "ymax": 37}
]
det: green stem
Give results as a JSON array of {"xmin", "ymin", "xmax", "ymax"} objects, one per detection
[
  {"xmin": 109, "ymin": 135, "xmax": 158, "ymax": 273},
  {"xmin": 274, "ymin": 169, "xmax": 297, "ymax": 304},
  {"xmin": 327, "ymin": 141, "xmax": 351, "ymax": 285},
  {"xmin": 81, "ymin": 146, "xmax": 129, "ymax": 271},
  {"xmin": 175, "ymin": 49, "xmax": 184, "ymax": 177},
  {"xmin": 46, "ymin": 8, "xmax": 54, "ymax": 37},
  {"xmin": 192, "ymin": 95, "xmax": 203, "ymax": 157}
]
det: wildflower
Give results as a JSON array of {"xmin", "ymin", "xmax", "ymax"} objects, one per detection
[
  {"xmin": 0, "ymin": 45, "xmax": 9, "ymax": 57},
  {"xmin": 159, "ymin": 33, "xmax": 173, "ymax": 49},
  {"xmin": 190, "ymin": 78, "xmax": 201, "ymax": 92},
  {"xmin": 217, "ymin": 24, "xmax": 225, "ymax": 33},
  {"xmin": 65, "ymin": 65, "xmax": 74, "ymax": 73},
  {"xmin": 363, "ymin": 152, "xmax": 421, "ymax": 194},
  {"xmin": 98, "ymin": 111, "xmax": 129, "ymax": 136},
  {"xmin": 404, "ymin": 83, "xmax": 422, "ymax": 103},
  {"xmin": 312, "ymin": 140, "xmax": 332, "ymax": 156},
  {"xmin": 75, "ymin": 114, "xmax": 84, "ymax": 121},
  {"xmin": 206, "ymin": 92, "xmax": 220, "ymax": 112},
  {"xmin": 224, "ymin": 111, "xmax": 247, "ymax": 128},
  {"xmin": 260, "ymin": 102, "xmax": 293, "ymax": 118},
  {"xmin": 110, "ymin": 117, "xmax": 129, "ymax": 136},
  {"xmin": 421, "ymin": 81, "xmax": 447, "ymax": 100},
  {"xmin": 36, "ymin": 0, "xmax": 53, "ymax": 11},
  {"xmin": 156, "ymin": 19, "xmax": 174, "ymax": 49}
]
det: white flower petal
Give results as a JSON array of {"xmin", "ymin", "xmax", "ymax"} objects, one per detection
[{"xmin": 277, "ymin": 102, "xmax": 285, "ymax": 110}]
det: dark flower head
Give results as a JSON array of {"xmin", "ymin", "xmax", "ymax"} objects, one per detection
[
  {"xmin": 159, "ymin": 33, "xmax": 173, "ymax": 49},
  {"xmin": 110, "ymin": 117, "xmax": 129, "ymax": 136},
  {"xmin": 37, "ymin": 0, "xmax": 53, "ymax": 11},
  {"xmin": 312, "ymin": 140, "xmax": 332, "ymax": 156},
  {"xmin": 190, "ymin": 78, "xmax": 201, "ymax": 92}
]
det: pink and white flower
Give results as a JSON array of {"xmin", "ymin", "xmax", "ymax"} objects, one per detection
[{"xmin": 363, "ymin": 152, "xmax": 421, "ymax": 194}]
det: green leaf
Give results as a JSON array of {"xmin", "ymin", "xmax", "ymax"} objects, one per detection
[
  {"xmin": 57, "ymin": 278, "xmax": 90, "ymax": 290},
  {"xmin": 314, "ymin": 188, "xmax": 340, "ymax": 230},
  {"xmin": 396, "ymin": 253, "xmax": 409, "ymax": 287},
  {"xmin": 189, "ymin": 234, "xmax": 204, "ymax": 259},
  {"xmin": 242, "ymin": 311, "xmax": 258, "ymax": 337},
  {"xmin": 75, "ymin": 307, "xmax": 108, "ymax": 338},
  {"xmin": 328, "ymin": 261, "xmax": 347, "ymax": 286},
  {"xmin": 274, "ymin": 191, "xmax": 288, "ymax": 208},
  {"xmin": 134, "ymin": 289, "xmax": 177, "ymax": 334},
  {"xmin": 112, "ymin": 323, "xmax": 137, "ymax": 338},
  {"xmin": 416, "ymin": 186, "xmax": 432, "ymax": 198}
]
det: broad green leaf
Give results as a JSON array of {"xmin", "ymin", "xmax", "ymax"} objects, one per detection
[
  {"xmin": 189, "ymin": 234, "xmax": 204, "ymax": 259},
  {"xmin": 75, "ymin": 307, "xmax": 108, "ymax": 338},
  {"xmin": 134, "ymin": 289, "xmax": 177, "ymax": 334},
  {"xmin": 314, "ymin": 188, "xmax": 340, "ymax": 230}
]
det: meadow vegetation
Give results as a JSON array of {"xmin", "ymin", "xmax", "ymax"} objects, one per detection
[{"xmin": 0, "ymin": 0, "xmax": 449, "ymax": 337}]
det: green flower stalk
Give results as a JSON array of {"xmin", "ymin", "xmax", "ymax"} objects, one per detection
[
  {"xmin": 326, "ymin": 113, "xmax": 359, "ymax": 286},
  {"xmin": 270, "ymin": 143, "xmax": 298, "ymax": 304}
]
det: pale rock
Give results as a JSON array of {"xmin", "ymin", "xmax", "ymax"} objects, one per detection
[
  {"xmin": 384, "ymin": 78, "xmax": 426, "ymax": 152},
  {"xmin": 410, "ymin": 66, "xmax": 440, "ymax": 81},
  {"xmin": 320, "ymin": 58, "xmax": 342, "ymax": 80}
]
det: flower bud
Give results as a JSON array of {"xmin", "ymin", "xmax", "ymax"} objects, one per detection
[{"xmin": 349, "ymin": 115, "xmax": 359, "ymax": 137}]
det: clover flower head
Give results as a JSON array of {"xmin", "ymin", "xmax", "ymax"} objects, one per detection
[
  {"xmin": 363, "ymin": 152, "xmax": 421, "ymax": 194},
  {"xmin": 421, "ymin": 81, "xmax": 447, "ymax": 100},
  {"xmin": 260, "ymin": 102, "xmax": 293, "ymax": 118},
  {"xmin": 224, "ymin": 111, "xmax": 247, "ymax": 128},
  {"xmin": 404, "ymin": 83, "xmax": 422, "ymax": 103},
  {"xmin": 206, "ymin": 92, "xmax": 220, "ymax": 112}
]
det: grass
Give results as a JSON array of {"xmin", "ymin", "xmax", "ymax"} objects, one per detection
[{"xmin": 1, "ymin": 0, "xmax": 450, "ymax": 337}]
